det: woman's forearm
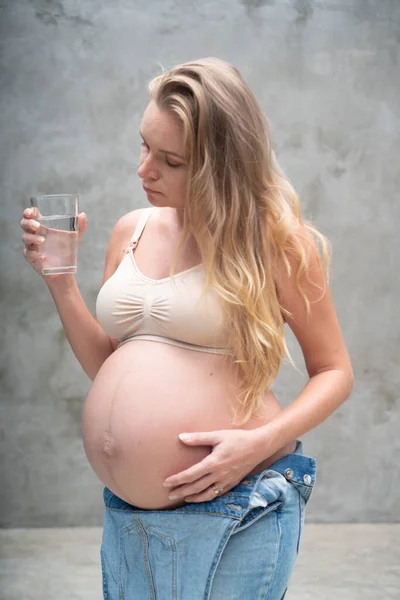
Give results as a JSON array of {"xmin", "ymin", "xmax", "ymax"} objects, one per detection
[
  {"xmin": 45, "ymin": 274, "xmax": 114, "ymax": 380},
  {"xmin": 254, "ymin": 368, "xmax": 354, "ymax": 458}
]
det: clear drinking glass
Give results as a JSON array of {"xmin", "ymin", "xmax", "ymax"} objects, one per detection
[{"xmin": 29, "ymin": 194, "xmax": 79, "ymax": 275}]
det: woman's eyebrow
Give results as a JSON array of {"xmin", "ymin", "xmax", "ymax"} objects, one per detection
[{"xmin": 140, "ymin": 130, "xmax": 185, "ymax": 160}]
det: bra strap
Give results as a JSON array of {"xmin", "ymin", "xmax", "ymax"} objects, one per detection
[{"xmin": 127, "ymin": 207, "xmax": 155, "ymax": 251}]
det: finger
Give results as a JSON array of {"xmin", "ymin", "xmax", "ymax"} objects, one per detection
[
  {"xmin": 163, "ymin": 455, "xmax": 215, "ymax": 488},
  {"xmin": 20, "ymin": 217, "xmax": 41, "ymax": 233},
  {"xmin": 77, "ymin": 212, "xmax": 87, "ymax": 242},
  {"xmin": 23, "ymin": 247, "xmax": 44, "ymax": 264},
  {"xmin": 22, "ymin": 207, "xmax": 41, "ymax": 221},
  {"xmin": 183, "ymin": 483, "xmax": 228, "ymax": 504},
  {"xmin": 178, "ymin": 431, "xmax": 221, "ymax": 446},
  {"xmin": 22, "ymin": 232, "xmax": 45, "ymax": 249},
  {"xmin": 167, "ymin": 474, "xmax": 215, "ymax": 501},
  {"xmin": 22, "ymin": 230, "xmax": 45, "ymax": 243}
]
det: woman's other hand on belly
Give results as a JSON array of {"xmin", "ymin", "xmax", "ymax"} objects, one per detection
[{"xmin": 162, "ymin": 428, "xmax": 270, "ymax": 503}]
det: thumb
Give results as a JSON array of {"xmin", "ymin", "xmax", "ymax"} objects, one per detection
[
  {"xmin": 77, "ymin": 212, "xmax": 87, "ymax": 242},
  {"xmin": 178, "ymin": 431, "xmax": 220, "ymax": 446}
]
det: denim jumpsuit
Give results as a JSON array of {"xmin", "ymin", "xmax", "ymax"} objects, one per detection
[{"xmin": 100, "ymin": 440, "xmax": 316, "ymax": 599}]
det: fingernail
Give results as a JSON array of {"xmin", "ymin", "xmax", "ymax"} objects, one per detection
[
  {"xmin": 179, "ymin": 434, "xmax": 191, "ymax": 441},
  {"xmin": 38, "ymin": 236, "xmax": 45, "ymax": 243},
  {"xmin": 163, "ymin": 482, "xmax": 172, "ymax": 487},
  {"xmin": 168, "ymin": 495, "xmax": 177, "ymax": 500}
]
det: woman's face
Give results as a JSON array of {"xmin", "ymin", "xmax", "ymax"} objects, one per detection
[{"xmin": 138, "ymin": 100, "xmax": 188, "ymax": 211}]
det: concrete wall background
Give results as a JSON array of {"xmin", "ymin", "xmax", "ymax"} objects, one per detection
[{"xmin": 1, "ymin": 0, "xmax": 399, "ymax": 527}]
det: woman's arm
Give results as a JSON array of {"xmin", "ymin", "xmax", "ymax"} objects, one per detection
[
  {"xmin": 43, "ymin": 210, "xmax": 141, "ymax": 380},
  {"xmin": 45, "ymin": 275, "xmax": 115, "ymax": 380},
  {"xmin": 21, "ymin": 205, "xmax": 143, "ymax": 380},
  {"xmin": 253, "ymin": 225, "xmax": 354, "ymax": 455}
]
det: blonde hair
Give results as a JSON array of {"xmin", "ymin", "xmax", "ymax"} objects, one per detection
[{"xmin": 148, "ymin": 57, "xmax": 331, "ymax": 425}]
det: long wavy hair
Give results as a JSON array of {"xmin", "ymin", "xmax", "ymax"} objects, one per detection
[{"xmin": 148, "ymin": 57, "xmax": 331, "ymax": 426}]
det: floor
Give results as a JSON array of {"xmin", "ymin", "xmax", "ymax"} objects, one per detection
[{"xmin": 0, "ymin": 524, "xmax": 399, "ymax": 599}]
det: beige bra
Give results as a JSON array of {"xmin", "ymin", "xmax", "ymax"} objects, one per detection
[{"xmin": 96, "ymin": 207, "xmax": 232, "ymax": 355}]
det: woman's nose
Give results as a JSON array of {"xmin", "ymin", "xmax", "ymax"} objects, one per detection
[{"xmin": 138, "ymin": 155, "xmax": 159, "ymax": 180}]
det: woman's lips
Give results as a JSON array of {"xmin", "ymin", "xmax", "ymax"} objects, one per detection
[{"xmin": 143, "ymin": 185, "xmax": 161, "ymax": 194}]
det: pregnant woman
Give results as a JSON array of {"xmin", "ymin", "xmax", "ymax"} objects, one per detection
[{"xmin": 21, "ymin": 58, "xmax": 353, "ymax": 599}]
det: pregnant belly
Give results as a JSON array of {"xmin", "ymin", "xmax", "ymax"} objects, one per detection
[{"xmin": 82, "ymin": 340, "xmax": 293, "ymax": 509}]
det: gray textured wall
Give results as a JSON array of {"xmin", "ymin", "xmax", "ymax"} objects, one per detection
[{"xmin": 1, "ymin": 0, "xmax": 399, "ymax": 527}]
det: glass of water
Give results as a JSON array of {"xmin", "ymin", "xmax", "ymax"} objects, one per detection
[{"xmin": 29, "ymin": 194, "xmax": 79, "ymax": 275}]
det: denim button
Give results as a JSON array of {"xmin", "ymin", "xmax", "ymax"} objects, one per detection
[
  {"xmin": 284, "ymin": 468, "xmax": 294, "ymax": 481},
  {"xmin": 303, "ymin": 474, "xmax": 312, "ymax": 485}
]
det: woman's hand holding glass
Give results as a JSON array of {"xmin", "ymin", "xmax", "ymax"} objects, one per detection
[{"xmin": 20, "ymin": 206, "xmax": 87, "ymax": 278}]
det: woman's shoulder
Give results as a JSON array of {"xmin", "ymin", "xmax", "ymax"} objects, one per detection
[
  {"xmin": 112, "ymin": 207, "xmax": 149, "ymax": 236},
  {"xmin": 105, "ymin": 208, "xmax": 150, "ymax": 267},
  {"xmin": 111, "ymin": 206, "xmax": 178, "ymax": 242}
]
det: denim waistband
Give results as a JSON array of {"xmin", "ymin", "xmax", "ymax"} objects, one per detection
[{"xmin": 104, "ymin": 439, "xmax": 316, "ymax": 519}]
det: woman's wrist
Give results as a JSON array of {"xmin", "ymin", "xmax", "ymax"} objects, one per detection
[
  {"xmin": 250, "ymin": 420, "xmax": 284, "ymax": 463},
  {"xmin": 44, "ymin": 273, "xmax": 77, "ymax": 295}
]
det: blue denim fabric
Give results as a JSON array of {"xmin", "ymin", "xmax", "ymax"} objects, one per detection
[{"xmin": 101, "ymin": 440, "xmax": 316, "ymax": 600}]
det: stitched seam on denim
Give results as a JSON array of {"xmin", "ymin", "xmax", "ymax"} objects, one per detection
[
  {"xmin": 261, "ymin": 510, "xmax": 282, "ymax": 599},
  {"xmin": 173, "ymin": 509, "xmax": 242, "ymax": 518},
  {"xmin": 120, "ymin": 519, "xmax": 136, "ymax": 535},
  {"xmin": 290, "ymin": 481, "xmax": 313, "ymax": 503},
  {"xmin": 169, "ymin": 510, "xmax": 242, "ymax": 519},
  {"xmin": 135, "ymin": 515, "xmax": 156, "ymax": 600},
  {"xmin": 100, "ymin": 548, "xmax": 109, "ymax": 600},
  {"xmin": 204, "ymin": 522, "xmax": 239, "ymax": 599},
  {"xmin": 300, "ymin": 496, "xmax": 307, "ymax": 552},
  {"xmin": 118, "ymin": 526, "xmax": 125, "ymax": 600},
  {"xmin": 172, "ymin": 537, "xmax": 177, "ymax": 600},
  {"xmin": 105, "ymin": 506, "xmax": 242, "ymax": 519},
  {"xmin": 144, "ymin": 525, "xmax": 175, "ymax": 544},
  {"xmin": 143, "ymin": 524, "xmax": 177, "ymax": 599},
  {"xmin": 296, "ymin": 491, "xmax": 302, "ymax": 554}
]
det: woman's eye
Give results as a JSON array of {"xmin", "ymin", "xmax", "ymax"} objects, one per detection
[{"xmin": 140, "ymin": 140, "xmax": 180, "ymax": 168}]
